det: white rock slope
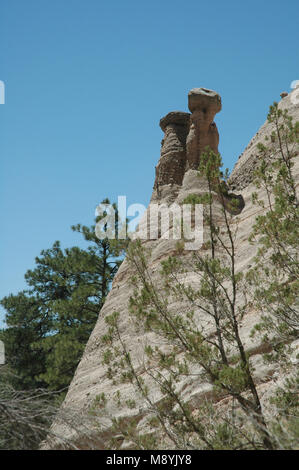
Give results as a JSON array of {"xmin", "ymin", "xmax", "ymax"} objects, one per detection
[{"xmin": 43, "ymin": 88, "xmax": 299, "ymax": 449}]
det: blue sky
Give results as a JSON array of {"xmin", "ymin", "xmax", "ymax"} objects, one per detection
[{"xmin": 0, "ymin": 0, "xmax": 298, "ymax": 326}]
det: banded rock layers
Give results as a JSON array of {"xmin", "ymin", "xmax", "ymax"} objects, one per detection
[{"xmin": 43, "ymin": 87, "xmax": 299, "ymax": 450}]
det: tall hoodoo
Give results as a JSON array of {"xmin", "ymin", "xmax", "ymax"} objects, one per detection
[
  {"xmin": 153, "ymin": 111, "xmax": 190, "ymax": 191},
  {"xmin": 186, "ymin": 87, "xmax": 221, "ymax": 170}
]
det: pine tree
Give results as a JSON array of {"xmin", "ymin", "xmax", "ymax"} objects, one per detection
[
  {"xmin": 96, "ymin": 105, "xmax": 298, "ymax": 449},
  {"xmin": 248, "ymin": 103, "xmax": 299, "ymax": 346},
  {"xmin": 0, "ymin": 199, "xmax": 128, "ymax": 391},
  {"xmin": 97, "ymin": 150, "xmax": 276, "ymax": 449}
]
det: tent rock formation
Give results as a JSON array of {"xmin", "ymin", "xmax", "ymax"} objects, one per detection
[{"xmin": 43, "ymin": 87, "xmax": 299, "ymax": 450}]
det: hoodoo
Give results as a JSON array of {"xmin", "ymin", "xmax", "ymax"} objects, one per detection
[{"xmin": 186, "ymin": 87, "xmax": 221, "ymax": 170}]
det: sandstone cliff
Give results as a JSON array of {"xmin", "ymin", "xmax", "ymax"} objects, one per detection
[{"xmin": 43, "ymin": 88, "xmax": 299, "ymax": 449}]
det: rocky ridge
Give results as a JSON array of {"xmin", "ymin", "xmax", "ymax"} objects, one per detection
[{"xmin": 43, "ymin": 88, "xmax": 299, "ymax": 449}]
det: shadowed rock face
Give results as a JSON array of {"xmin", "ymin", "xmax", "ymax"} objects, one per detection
[
  {"xmin": 229, "ymin": 89, "xmax": 299, "ymax": 190},
  {"xmin": 186, "ymin": 88, "xmax": 222, "ymax": 170},
  {"xmin": 153, "ymin": 111, "xmax": 190, "ymax": 191}
]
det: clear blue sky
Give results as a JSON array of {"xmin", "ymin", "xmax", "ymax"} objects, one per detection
[{"xmin": 0, "ymin": 0, "xmax": 298, "ymax": 326}]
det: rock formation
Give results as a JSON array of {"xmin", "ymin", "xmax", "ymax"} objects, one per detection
[
  {"xmin": 229, "ymin": 89, "xmax": 299, "ymax": 190},
  {"xmin": 153, "ymin": 111, "xmax": 190, "ymax": 193},
  {"xmin": 43, "ymin": 88, "xmax": 299, "ymax": 450},
  {"xmin": 152, "ymin": 88, "xmax": 222, "ymax": 201},
  {"xmin": 186, "ymin": 88, "xmax": 221, "ymax": 170}
]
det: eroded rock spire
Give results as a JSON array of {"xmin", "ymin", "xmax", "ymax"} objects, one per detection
[
  {"xmin": 153, "ymin": 88, "xmax": 222, "ymax": 197},
  {"xmin": 186, "ymin": 87, "xmax": 221, "ymax": 170},
  {"xmin": 154, "ymin": 111, "xmax": 190, "ymax": 190}
]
